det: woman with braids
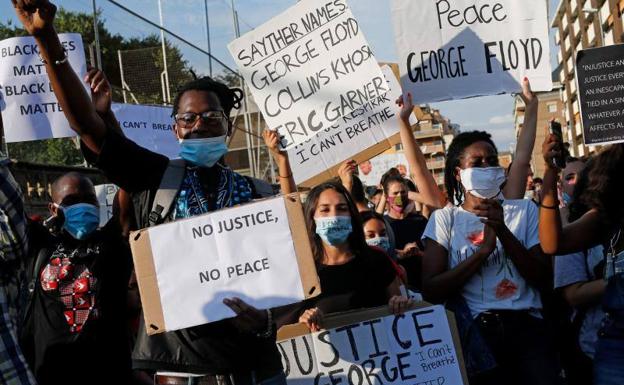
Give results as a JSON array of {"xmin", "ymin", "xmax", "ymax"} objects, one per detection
[
  {"xmin": 540, "ymin": 131, "xmax": 624, "ymax": 385},
  {"xmin": 421, "ymin": 130, "xmax": 558, "ymax": 385},
  {"xmin": 13, "ymin": 1, "xmax": 288, "ymax": 383},
  {"xmin": 279, "ymin": 181, "xmax": 410, "ymax": 332}
]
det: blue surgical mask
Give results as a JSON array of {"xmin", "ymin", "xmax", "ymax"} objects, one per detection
[
  {"xmin": 58, "ymin": 203, "xmax": 100, "ymax": 240},
  {"xmin": 562, "ymin": 192, "xmax": 573, "ymax": 205},
  {"xmin": 315, "ymin": 216, "xmax": 352, "ymax": 246},
  {"xmin": 179, "ymin": 135, "xmax": 228, "ymax": 168},
  {"xmin": 366, "ymin": 236, "xmax": 392, "ymax": 255}
]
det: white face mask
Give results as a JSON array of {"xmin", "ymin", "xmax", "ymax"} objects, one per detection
[{"xmin": 459, "ymin": 167, "xmax": 506, "ymax": 199}]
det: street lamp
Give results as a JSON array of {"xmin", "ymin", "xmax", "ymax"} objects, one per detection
[{"xmin": 583, "ymin": 7, "xmax": 605, "ymax": 46}]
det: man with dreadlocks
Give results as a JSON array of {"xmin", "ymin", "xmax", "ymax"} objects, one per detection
[
  {"xmin": 13, "ymin": 1, "xmax": 288, "ymax": 383},
  {"xmin": 420, "ymin": 129, "xmax": 558, "ymax": 385}
]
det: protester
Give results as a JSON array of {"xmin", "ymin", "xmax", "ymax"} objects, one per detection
[
  {"xmin": 0, "ymin": 157, "xmax": 37, "ymax": 385},
  {"xmin": 552, "ymin": 159, "xmax": 605, "ymax": 385},
  {"xmin": 540, "ymin": 132, "xmax": 624, "ymax": 385},
  {"xmin": 288, "ymin": 181, "xmax": 410, "ymax": 331},
  {"xmin": 421, "ymin": 130, "xmax": 558, "ymax": 385},
  {"xmin": 13, "ymin": 2, "xmax": 286, "ymax": 383},
  {"xmin": 559, "ymin": 157, "xmax": 586, "ymax": 225},
  {"xmin": 360, "ymin": 210, "xmax": 406, "ymax": 283},
  {"xmin": 19, "ymin": 172, "xmax": 133, "ymax": 385}
]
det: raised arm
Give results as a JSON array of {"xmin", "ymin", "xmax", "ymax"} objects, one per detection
[
  {"xmin": 396, "ymin": 94, "xmax": 442, "ymax": 208},
  {"xmin": 12, "ymin": 0, "xmax": 106, "ymax": 153},
  {"xmin": 263, "ymin": 130, "xmax": 296, "ymax": 195},
  {"xmin": 539, "ymin": 131, "xmax": 602, "ymax": 254},
  {"xmin": 503, "ymin": 78, "xmax": 537, "ymax": 199}
]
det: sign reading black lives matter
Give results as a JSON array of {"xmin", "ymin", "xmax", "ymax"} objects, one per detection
[
  {"xmin": 0, "ymin": 34, "xmax": 88, "ymax": 142},
  {"xmin": 391, "ymin": 0, "xmax": 552, "ymax": 104},
  {"xmin": 576, "ymin": 45, "xmax": 624, "ymax": 146},
  {"xmin": 228, "ymin": 0, "xmax": 386, "ymax": 150},
  {"xmin": 277, "ymin": 305, "xmax": 467, "ymax": 385}
]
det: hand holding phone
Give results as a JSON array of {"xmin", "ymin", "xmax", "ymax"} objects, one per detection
[{"xmin": 548, "ymin": 121, "xmax": 567, "ymax": 169}]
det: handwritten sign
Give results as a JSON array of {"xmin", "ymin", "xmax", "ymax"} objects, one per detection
[
  {"xmin": 576, "ymin": 45, "xmax": 624, "ymax": 146},
  {"xmin": 0, "ymin": 33, "xmax": 88, "ymax": 142},
  {"xmin": 111, "ymin": 103, "xmax": 179, "ymax": 159},
  {"xmin": 277, "ymin": 305, "xmax": 467, "ymax": 385},
  {"xmin": 130, "ymin": 194, "xmax": 319, "ymax": 334},
  {"xmin": 391, "ymin": 0, "xmax": 552, "ymax": 103},
  {"xmin": 287, "ymin": 65, "xmax": 416, "ymax": 187},
  {"xmin": 228, "ymin": 0, "xmax": 386, "ymax": 150},
  {"xmin": 358, "ymin": 153, "xmax": 410, "ymax": 187},
  {"xmin": 95, "ymin": 184, "xmax": 119, "ymax": 226}
]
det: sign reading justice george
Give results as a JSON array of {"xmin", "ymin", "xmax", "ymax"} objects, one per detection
[
  {"xmin": 576, "ymin": 45, "xmax": 624, "ymax": 146},
  {"xmin": 130, "ymin": 194, "xmax": 320, "ymax": 334},
  {"xmin": 391, "ymin": 0, "xmax": 552, "ymax": 104},
  {"xmin": 277, "ymin": 304, "xmax": 468, "ymax": 385},
  {"xmin": 228, "ymin": 0, "xmax": 386, "ymax": 150}
]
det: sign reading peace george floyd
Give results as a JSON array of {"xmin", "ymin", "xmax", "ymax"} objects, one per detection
[
  {"xmin": 288, "ymin": 65, "xmax": 417, "ymax": 187},
  {"xmin": 130, "ymin": 194, "xmax": 320, "ymax": 334},
  {"xmin": 576, "ymin": 45, "xmax": 624, "ymax": 146},
  {"xmin": 391, "ymin": 0, "xmax": 552, "ymax": 104},
  {"xmin": 228, "ymin": 0, "xmax": 386, "ymax": 150},
  {"xmin": 0, "ymin": 33, "xmax": 88, "ymax": 142},
  {"xmin": 277, "ymin": 305, "xmax": 467, "ymax": 385}
]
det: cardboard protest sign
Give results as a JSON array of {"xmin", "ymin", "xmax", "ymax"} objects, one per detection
[
  {"xmin": 130, "ymin": 194, "xmax": 320, "ymax": 334},
  {"xmin": 95, "ymin": 184, "xmax": 120, "ymax": 227},
  {"xmin": 111, "ymin": 103, "xmax": 179, "ymax": 159},
  {"xmin": 287, "ymin": 65, "xmax": 417, "ymax": 187},
  {"xmin": 358, "ymin": 153, "xmax": 410, "ymax": 187},
  {"xmin": 576, "ymin": 45, "xmax": 624, "ymax": 146},
  {"xmin": 228, "ymin": 0, "xmax": 386, "ymax": 150},
  {"xmin": 391, "ymin": 0, "xmax": 552, "ymax": 104},
  {"xmin": 277, "ymin": 304, "xmax": 468, "ymax": 385},
  {"xmin": 0, "ymin": 33, "xmax": 88, "ymax": 142}
]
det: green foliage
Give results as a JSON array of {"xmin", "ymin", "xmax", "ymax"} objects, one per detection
[{"xmin": 1, "ymin": 7, "xmax": 195, "ymax": 165}]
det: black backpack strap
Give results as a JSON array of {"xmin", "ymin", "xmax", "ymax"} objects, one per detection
[
  {"xmin": 149, "ymin": 159, "xmax": 186, "ymax": 226},
  {"xmin": 244, "ymin": 176, "xmax": 274, "ymax": 199}
]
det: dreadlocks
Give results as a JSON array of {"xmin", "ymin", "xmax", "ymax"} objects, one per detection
[
  {"xmin": 444, "ymin": 131, "xmax": 497, "ymax": 205},
  {"xmin": 172, "ymin": 77, "xmax": 244, "ymax": 118}
]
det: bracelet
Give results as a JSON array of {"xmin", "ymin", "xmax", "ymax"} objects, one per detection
[
  {"xmin": 256, "ymin": 309, "xmax": 273, "ymax": 338},
  {"xmin": 540, "ymin": 202, "xmax": 560, "ymax": 209},
  {"xmin": 278, "ymin": 173, "xmax": 292, "ymax": 179},
  {"xmin": 39, "ymin": 48, "xmax": 68, "ymax": 66}
]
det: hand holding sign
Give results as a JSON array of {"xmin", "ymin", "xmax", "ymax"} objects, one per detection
[
  {"xmin": 395, "ymin": 92, "xmax": 414, "ymax": 123},
  {"xmin": 11, "ymin": 0, "xmax": 56, "ymax": 37},
  {"xmin": 299, "ymin": 307, "xmax": 324, "ymax": 332}
]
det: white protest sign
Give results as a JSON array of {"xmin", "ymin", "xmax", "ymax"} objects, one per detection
[
  {"xmin": 95, "ymin": 184, "xmax": 120, "ymax": 227},
  {"xmin": 130, "ymin": 195, "xmax": 319, "ymax": 334},
  {"xmin": 358, "ymin": 153, "xmax": 410, "ymax": 187},
  {"xmin": 391, "ymin": 0, "xmax": 552, "ymax": 104},
  {"xmin": 0, "ymin": 33, "xmax": 88, "ymax": 142},
  {"xmin": 228, "ymin": 0, "xmax": 386, "ymax": 150},
  {"xmin": 288, "ymin": 65, "xmax": 417, "ymax": 187},
  {"xmin": 111, "ymin": 103, "xmax": 179, "ymax": 159},
  {"xmin": 277, "ymin": 305, "xmax": 467, "ymax": 385}
]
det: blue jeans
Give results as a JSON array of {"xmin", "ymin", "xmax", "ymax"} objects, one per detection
[{"xmin": 594, "ymin": 335, "xmax": 624, "ymax": 385}]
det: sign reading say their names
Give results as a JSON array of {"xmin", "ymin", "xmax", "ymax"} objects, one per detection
[
  {"xmin": 391, "ymin": 0, "xmax": 552, "ymax": 104},
  {"xmin": 130, "ymin": 194, "xmax": 320, "ymax": 334},
  {"xmin": 288, "ymin": 65, "xmax": 416, "ymax": 187},
  {"xmin": 0, "ymin": 33, "xmax": 88, "ymax": 142},
  {"xmin": 576, "ymin": 45, "xmax": 624, "ymax": 146},
  {"xmin": 277, "ymin": 304, "xmax": 468, "ymax": 385},
  {"xmin": 228, "ymin": 0, "xmax": 386, "ymax": 150},
  {"xmin": 111, "ymin": 103, "xmax": 179, "ymax": 159}
]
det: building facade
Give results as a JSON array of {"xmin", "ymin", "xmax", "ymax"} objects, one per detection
[
  {"xmin": 513, "ymin": 82, "xmax": 567, "ymax": 178},
  {"xmin": 551, "ymin": 0, "xmax": 624, "ymax": 157}
]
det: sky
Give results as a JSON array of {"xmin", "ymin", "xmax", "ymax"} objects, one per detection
[{"xmin": 1, "ymin": 0, "xmax": 562, "ymax": 151}]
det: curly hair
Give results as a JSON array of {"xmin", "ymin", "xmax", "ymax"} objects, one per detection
[
  {"xmin": 444, "ymin": 131, "xmax": 497, "ymax": 205},
  {"xmin": 172, "ymin": 77, "xmax": 243, "ymax": 117},
  {"xmin": 568, "ymin": 158, "xmax": 591, "ymax": 223},
  {"xmin": 303, "ymin": 181, "xmax": 367, "ymax": 263},
  {"xmin": 579, "ymin": 144, "xmax": 624, "ymax": 225}
]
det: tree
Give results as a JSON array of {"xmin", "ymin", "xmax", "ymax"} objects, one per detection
[{"xmin": 1, "ymin": 7, "xmax": 195, "ymax": 165}]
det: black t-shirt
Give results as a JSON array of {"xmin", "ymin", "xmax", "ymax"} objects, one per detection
[
  {"xmin": 81, "ymin": 127, "xmax": 282, "ymax": 374},
  {"xmin": 25, "ymin": 221, "xmax": 132, "ymax": 385},
  {"xmin": 275, "ymin": 247, "xmax": 396, "ymax": 327},
  {"xmin": 384, "ymin": 213, "xmax": 428, "ymax": 290}
]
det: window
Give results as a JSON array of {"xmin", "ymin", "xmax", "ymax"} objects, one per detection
[{"xmin": 548, "ymin": 103, "xmax": 558, "ymax": 113}]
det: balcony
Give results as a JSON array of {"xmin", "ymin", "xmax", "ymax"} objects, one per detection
[
  {"xmin": 574, "ymin": 17, "xmax": 582, "ymax": 38},
  {"xmin": 587, "ymin": 24, "xmax": 596, "ymax": 45},
  {"xmin": 426, "ymin": 160, "xmax": 446, "ymax": 170},
  {"xmin": 562, "ymin": 15, "xmax": 569, "ymax": 35},
  {"xmin": 601, "ymin": 0, "xmax": 611, "ymax": 28},
  {"xmin": 573, "ymin": 100, "xmax": 580, "ymax": 115},
  {"xmin": 566, "ymin": 55, "xmax": 574, "ymax": 74},
  {"xmin": 571, "ymin": 0, "xmax": 579, "ymax": 16},
  {"xmin": 570, "ymin": 78, "xmax": 577, "ymax": 95},
  {"xmin": 555, "ymin": 28, "xmax": 561, "ymax": 45},
  {"xmin": 564, "ymin": 35, "xmax": 571, "ymax": 53},
  {"xmin": 605, "ymin": 29, "xmax": 615, "ymax": 45},
  {"xmin": 420, "ymin": 144, "xmax": 445, "ymax": 155}
]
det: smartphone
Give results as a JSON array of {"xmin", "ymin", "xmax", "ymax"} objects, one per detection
[{"xmin": 549, "ymin": 121, "xmax": 566, "ymax": 169}]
